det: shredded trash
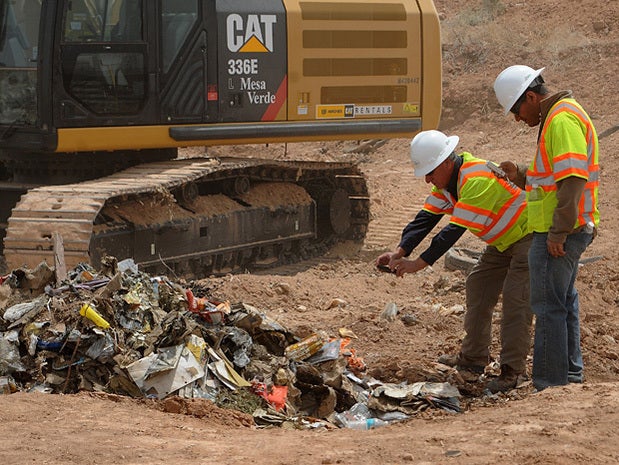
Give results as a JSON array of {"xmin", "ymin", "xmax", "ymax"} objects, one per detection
[{"xmin": 0, "ymin": 257, "xmax": 463, "ymax": 428}]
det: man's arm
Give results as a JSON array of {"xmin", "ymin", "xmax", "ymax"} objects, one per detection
[
  {"xmin": 548, "ymin": 176, "xmax": 587, "ymax": 244},
  {"xmin": 391, "ymin": 222, "xmax": 467, "ymax": 277},
  {"xmin": 398, "ymin": 209, "xmax": 443, "ymax": 255}
]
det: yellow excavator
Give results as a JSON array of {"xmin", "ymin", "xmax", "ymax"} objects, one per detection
[{"xmin": 0, "ymin": 0, "xmax": 441, "ymax": 276}]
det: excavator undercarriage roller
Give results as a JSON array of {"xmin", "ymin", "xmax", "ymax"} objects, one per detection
[
  {"xmin": 328, "ymin": 189, "xmax": 352, "ymax": 236},
  {"xmin": 3, "ymin": 157, "xmax": 369, "ymax": 276}
]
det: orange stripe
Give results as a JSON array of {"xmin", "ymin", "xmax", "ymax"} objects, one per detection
[
  {"xmin": 452, "ymin": 218, "xmax": 485, "ymax": 230},
  {"xmin": 423, "ymin": 204, "xmax": 449, "ymax": 214},
  {"xmin": 460, "ymin": 170, "xmax": 494, "ymax": 184},
  {"xmin": 555, "ymin": 167, "xmax": 589, "ymax": 179},
  {"xmin": 555, "ymin": 152, "xmax": 587, "ymax": 163},
  {"xmin": 486, "ymin": 202, "xmax": 526, "ymax": 243},
  {"xmin": 261, "ymin": 75, "xmax": 288, "ymax": 121},
  {"xmin": 479, "ymin": 194, "xmax": 517, "ymax": 238},
  {"xmin": 456, "ymin": 202, "xmax": 493, "ymax": 217},
  {"xmin": 527, "ymin": 169, "xmax": 551, "ymax": 177}
]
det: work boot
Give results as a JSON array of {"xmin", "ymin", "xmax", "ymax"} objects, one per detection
[
  {"xmin": 486, "ymin": 364, "xmax": 521, "ymax": 393},
  {"xmin": 437, "ymin": 353, "xmax": 485, "ymax": 374}
]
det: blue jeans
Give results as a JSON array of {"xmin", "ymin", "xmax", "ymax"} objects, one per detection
[{"xmin": 529, "ymin": 230, "xmax": 593, "ymax": 390}]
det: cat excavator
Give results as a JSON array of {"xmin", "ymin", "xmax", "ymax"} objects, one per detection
[{"xmin": 0, "ymin": 0, "xmax": 441, "ymax": 276}]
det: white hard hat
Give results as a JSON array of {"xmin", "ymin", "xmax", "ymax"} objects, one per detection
[
  {"xmin": 410, "ymin": 130, "xmax": 459, "ymax": 177},
  {"xmin": 494, "ymin": 65, "xmax": 545, "ymax": 115}
]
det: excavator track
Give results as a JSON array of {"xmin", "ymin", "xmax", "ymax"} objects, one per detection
[{"xmin": 4, "ymin": 157, "xmax": 369, "ymax": 276}]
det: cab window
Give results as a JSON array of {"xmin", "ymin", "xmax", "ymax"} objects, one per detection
[{"xmin": 63, "ymin": 0, "xmax": 142, "ymax": 42}]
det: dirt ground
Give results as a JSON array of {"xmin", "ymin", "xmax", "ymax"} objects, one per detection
[{"xmin": 2, "ymin": 1, "xmax": 619, "ymax": 464}]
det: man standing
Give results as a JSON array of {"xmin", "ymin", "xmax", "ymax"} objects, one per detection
[
  {"xmin": 494, "ymin": 65, "xmax": 600, "ymax": 391},
  {"xmin": 376, "ymin": 130, "xmax": 532, "ymax": 393}
]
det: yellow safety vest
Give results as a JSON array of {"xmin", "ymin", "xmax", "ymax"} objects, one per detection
[
  {"xmin": 423, "ymin": 152, "xmax": 528, "ymax": 251},
  {"xmin": 526, "ymin": 98, "xmax": 599, "ymax": 232}
]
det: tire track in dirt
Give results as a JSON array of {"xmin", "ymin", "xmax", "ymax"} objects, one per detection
[
  {"xmin": 363, "ymin": 202, "xmax": 423, "ymax": 251},
  {"xmin": 363, "ymin": 169, "xmax": 424, "ymax": 251}
]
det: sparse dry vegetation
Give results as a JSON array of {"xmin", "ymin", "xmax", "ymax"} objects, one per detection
[{"xmin": 441, "ymin": 0, "xmax": 605, "ymax": 74}]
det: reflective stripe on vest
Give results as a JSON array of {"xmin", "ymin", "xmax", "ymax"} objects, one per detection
[
  {"xmin": 423, "ymin": 190, "xmax": 456, "ymax": 215},
  {"xmin": 423, "ymin": 153, "xmax": 528, "ymax": 251},
  {"xmin": 526, "ymin": 99, "xmax": 599, "ymax": 231}
]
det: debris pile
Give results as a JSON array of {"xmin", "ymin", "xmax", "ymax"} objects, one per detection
[{"xmin": 0, "ymin": 257, "xmax": 461, "ymax": 428}]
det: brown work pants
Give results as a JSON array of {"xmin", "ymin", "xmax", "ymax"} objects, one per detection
[{"xmin": 460, "ymin": 234, "xmax": 533, "ymax": 373}]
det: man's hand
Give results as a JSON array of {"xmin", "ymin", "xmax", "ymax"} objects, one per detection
[
  {"xmin": 547, "ymin": 238, "xmax": 566, "ymax": 257},
  {"xmin": 376, "ymin": 251, "xmax": 397, "ymax": 267},
  {"xmin": 499, "ymin": 161, "xmax": 518, "ymax": 182},
  {"xmin": 376, "ymin": 247, "xmax": 407, "ymax": 270},
  {"xmin": 391, "ymin": 257, "xmax": 429, "ymax": 277}
]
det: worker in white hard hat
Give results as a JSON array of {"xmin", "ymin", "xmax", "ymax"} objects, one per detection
[
  {"xmin": 494, "ymin": 65, "xmax": 546, "ymax": 122},
  {"xmin": 375, "ymin": 130, "xmax": 533, "ymax": 393},
  {"xmin": 493, "ymin": 65, "xmax": 600, "ymax": 391}
]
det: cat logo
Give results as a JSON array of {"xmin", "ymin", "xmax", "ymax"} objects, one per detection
[
  {"xmin": 316, "ymin": 104, "xmax": 355, "ymax": 119},
  {"xmin": 227, "ymin": 14, "xmax": 277, "ymax": 53}
]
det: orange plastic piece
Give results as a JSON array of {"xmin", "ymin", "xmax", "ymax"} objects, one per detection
[
  {"xmin": 251, "ymin": 381, "xmax": 288, "ymax": 412},
  {"xmin": 266, "ymin": 385, "xmax": 288, "ymax": 411}
]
